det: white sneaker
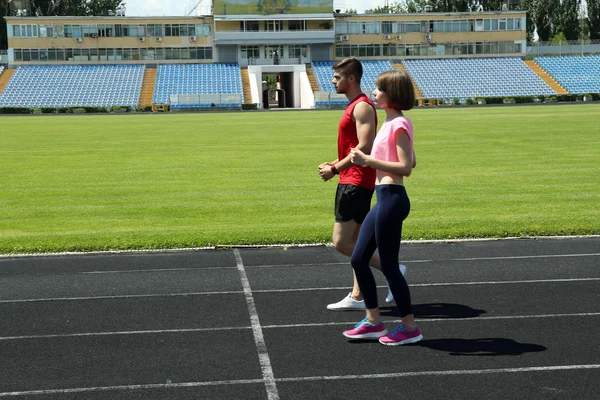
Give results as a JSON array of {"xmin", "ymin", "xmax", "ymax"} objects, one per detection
[
  {"xmin": 386, "ymin": 264, "xmax": 408, "ymax": 303},
  {"xmin": 327, "ymin": 292, "xmax": 365, "ymax": 311}
]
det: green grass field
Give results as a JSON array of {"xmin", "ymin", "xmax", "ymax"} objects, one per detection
[{"xmin": 1, "ymin": 104, "xmax": 599, "ymax": 254}]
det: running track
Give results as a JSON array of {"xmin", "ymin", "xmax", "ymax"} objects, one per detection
[{"xmin": 1, "ymin": 237, "xmax": 599, "ymax": 399}]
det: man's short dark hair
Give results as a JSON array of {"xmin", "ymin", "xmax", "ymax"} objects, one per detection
[{"xmin": 332, "ymin": 57, "xmax": 363, "ymax": 85}]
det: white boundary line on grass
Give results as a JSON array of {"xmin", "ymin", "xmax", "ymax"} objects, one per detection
[
  {"xmin": 1, "ymin": 235, "xmax": 599, "ymax": 258},
  {"xmin": 2, "ymin": 311, "xmax": 599, "ymax": 341},
  {"xmin": 2, "ymin": 277, "xmax": 600, "ymax": 304},
  {"xmin": 1, "ymin": 364, "xmax": 599, "ymax": 397},
  {"xmin": 233, "ymin": 249, "xmax": 280, "ymax": 400}
]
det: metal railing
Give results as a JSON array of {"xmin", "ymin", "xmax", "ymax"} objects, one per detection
[{"xmin": 527, "ymin": 40, "xmax": 600, "ymax": 56}]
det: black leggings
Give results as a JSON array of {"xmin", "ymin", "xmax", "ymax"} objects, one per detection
[{"xmin": 350, "ymin": 184, "xmax": 412, "ymax": 317}]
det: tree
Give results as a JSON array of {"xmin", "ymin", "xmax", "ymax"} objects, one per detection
[
  {"xmin": 1, "ymin": 1, "xmax": 10, "ymax": 50},
  {"xmin": 549, "ymin": 31, "xmax": 567, "ymax": 44},
  {"xmin": 589, "ymin": 0, "xmax": 600, "ymax": 39},
  {"xmin": 27, "ymin": 0, "xmax": 125, "ymax": 17},
  {"xmin": 364, "ymin": 0, "xmax": 422, "ymax": 13},
  {"xmin": 343, "ymin": 8, "xmax": 357, "ymax": 14},
  {"xmin": 554, "ymin": 0, "xmax": 580, "ymax": 40}
]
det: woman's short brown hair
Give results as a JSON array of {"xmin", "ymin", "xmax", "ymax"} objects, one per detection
[{"xmin": 375, "ymin": 69, "xmax": 415, "ymax": 111}]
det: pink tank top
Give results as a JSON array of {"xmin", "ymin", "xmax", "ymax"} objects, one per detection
[{"xmin": 371, "ymin": 115, "xmax": 414, "ymax": 163}]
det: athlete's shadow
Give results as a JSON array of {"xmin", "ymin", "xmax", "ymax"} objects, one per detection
[
  {"xmin": 417, "ymin": 338, "xmax": 547, "ymax": 356},
  {"xmin": 380, "ymin": 302, "xmax": 486, "ymax": 319}
]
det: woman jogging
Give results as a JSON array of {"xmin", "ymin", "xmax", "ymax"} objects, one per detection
[{"xmin": 342, "ymin": 69, "xmax": 422, "ymax": 346}]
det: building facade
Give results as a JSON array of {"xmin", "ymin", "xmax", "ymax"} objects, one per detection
[{"xmin": 3, "ymin": 10, "xmax": 527, "ymax": 66}]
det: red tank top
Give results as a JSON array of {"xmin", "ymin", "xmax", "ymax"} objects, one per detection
[{"xmin": 338, "ymin": 93, "xmax": 377, "ymax": 190}]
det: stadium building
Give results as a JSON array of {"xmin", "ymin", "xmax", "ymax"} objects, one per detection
[{"xmin": 1, "ymin": 0, "xmax": 598, "ymax": 110}]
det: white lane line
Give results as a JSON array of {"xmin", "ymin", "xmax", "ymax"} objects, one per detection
[
  {"xmin": 233, "ymin": 249, "xmax": 279, "ymax": 400},
  {"xmin": 254, "ymin": 277, "xmax": 600, "ymax": 292},
  {"xmin": 250, "ymin": 252, "xmax": 600, "ymax": 268},
  {"xmin": 275, "ymin": 364, "xmax": 600, "ymax": 382},
  {"xmin": 0, "ymin": 326, "xmax": 251, "ymax": 341},
  {"xmin": 0, "ymin": 378, "xmax": 265, "ymax": 397},
  {"xmin": 2, "ymin": 364, "xmax": 599, "ymax": 397},
  {"xmin": 0, "ymin": 291, "xmax": 242, "ymax": 304},
  {"xmin": 2, "ymin": 312, "xmax": 600, "ymax": 342},
  {"xmin": 3, "ymin": 252, "xmax": 598, "ymax": 274},
  {"xmin": 2, "ymin": 277, "xmax": 600, "ymax": 304},
  {"xmin": 81, "ymin": 266, "xmax": 237, "ymax": 274},
  {"xmin": 263, "ymin": 312, "xmax": 600, "ymax": 329}
]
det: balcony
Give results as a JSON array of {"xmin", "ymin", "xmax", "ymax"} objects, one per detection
[{"xmin": 215, "ymin": 30, "xmax": 335, "ymax": 45}]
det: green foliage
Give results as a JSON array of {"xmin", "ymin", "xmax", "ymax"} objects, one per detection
[
  {"xmin": 589, "ymin": 0, "xmax": 600, "ymax": 40},
  {"xmin": 550, "ymin": 31, "xmax": 568, "ymax": 45},
  {"xmin": 28, "ymin": 0, "xmax": 125, "ymax": 17}
]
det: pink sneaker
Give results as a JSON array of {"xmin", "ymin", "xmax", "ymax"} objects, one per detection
[
  {"xmin": 343, "ymin": 317, "xmax": 387, "ymax": 340},
  {"xmin": 379, "ymin": 324, "xmax": 423, "ymax": 346}
]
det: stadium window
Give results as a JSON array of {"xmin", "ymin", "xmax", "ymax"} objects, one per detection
[
  {"xmin": 57, "ymin": 49, "xmax": 65, "ymax": 61},
  {"xmin": 335, "ymin": 46, "xmax": 343, "ymax": 58},
  {"xmin": 476, "ymin": 42, "xmax": 483, "ymax": 54},
  {"xmin": 499, "ymin": 19, "xmax": 507, "ymax": 30},
  {"xmin": 515, "ymin": 18, "xmax": 521, "ymax": 29},
  {"xmin": 359, "ymin": 45, "xmax": 367, "ymax": 57},
  {"xmin": 22, "ymin": 49, "xmax": 31, "ymax": 61},
  {"xmin": 73, "ymin": 25, "xmax": 82, "ymax": 38},
  {"xmin": 382, "ymin": 21, "xmax": 393, "ymax": 34},
  {"xmin": 484, "ymin": 19, "xmax": 491, "ymax": 31},
  {"xmin": 382, "ymin": 44, "xmax": 396, "ymax": 57},
  {"xmin": 475, "ymin": 19, "xmax": 484, "ymax": 32},
  {"xmin": 188, "ymin": 24, "xmax": 196, "ymax": 36},
  {"xmin": 48, "ymin": 49, "xmax": 56, "ymax": 61},
  {"xmin": 460, "ymin": 21, "xmax": 469, "ymax": 32},
  {"xmin": 348, "ymin": 22, "xmax": 361, "ymax": 34},
  {"xmin": 172, "ymin": 48, "xmax": 181, "ymax": 59},
  {"xmin": 406, "ymin": 22, "xmax": 420, "ymax": 33},
  {"xmin": 180, "ymin": 25, "xmax": 188, "ymax": 36},
  {"xmin": 289, "ymin": 45, "xmax": 307, "ymax": 58},
  {"xmin": 114, "ymin": 25, "xmax": 122, "ymax": 37},
  {"xmin": 336, "ymin": 22, "xmax": 347, "ymax": 34},
  {"xmin": 491, "ymin": 42, "xmax": 499, "ymax": 53},
  {"xmin": 492, "ymin": 19, "xmax": 498, "ymax": 30},
  {"xmin": 244, "ymin": 21, "xmax": 259, "ymax": 32},
  {"xmin": 14, "ymin": 49, "xmax": 22, "ymax": 61},
  {"xmin": 289, "ymin": 20, "xmax": 305, "ymax": 31},
  {"xmin": 165, "ymin": 25, "xmax": 172, "ymax": 36}
]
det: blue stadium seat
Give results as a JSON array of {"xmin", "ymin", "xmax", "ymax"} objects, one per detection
[
  {"xmin": 0, "ymin": 65, "xmax": 144, "ymax": 108},
  {"xmin": 535, "ymin": 56, "xmax": 600, "ymax": 94},
  {"xmin": 403, "ymin": 57, "xmax": 556, "ymax": 101},
  {"xmin": 153, "ymin": 63, "xmax": 243, "ymax": 108}
]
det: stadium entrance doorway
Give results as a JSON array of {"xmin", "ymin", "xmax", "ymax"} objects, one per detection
[
  {"xmin": 247, "ymin": 65, "xmax": 314, "ymax": 109},
  {"xmin": 261, "ymin": 72, "xmax": 293, "ymax": 109}
]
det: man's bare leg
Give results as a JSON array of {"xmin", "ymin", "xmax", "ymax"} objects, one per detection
[{"xmin": 332, "ymin": 221, "xmax": 381, "ymax": 301}]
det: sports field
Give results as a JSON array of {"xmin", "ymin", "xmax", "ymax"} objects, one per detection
[{"xmin": 1, "ymin": 104, "xmax": 599, "ymax": 254}]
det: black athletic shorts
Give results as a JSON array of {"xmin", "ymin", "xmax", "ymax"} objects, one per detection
[{"xmin": 334, "ymin": 184, "xmax": 374, "ymax": 224}]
